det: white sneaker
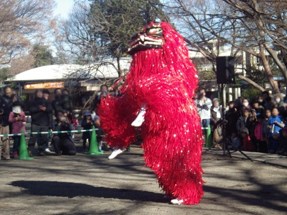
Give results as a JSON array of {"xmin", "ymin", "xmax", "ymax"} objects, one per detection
[
  {"xmin": 108, "ymin": 149, "xmax": 123, "ymax": 160},
  {"xmin": 170, "ymin": 198, "xmax": 184, "ymax": 205},
  {"xmin": 45, "ymin": 148, "xmax": 53, "ymax": 154},
  {"xmin": 131, "ymin": 108, "xmax": 146, "ymax": 127}
]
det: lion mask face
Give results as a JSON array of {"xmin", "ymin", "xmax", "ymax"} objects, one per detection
[{"xmin": 127, "ymin": 22, "xmax": 164, "ymax": 55}]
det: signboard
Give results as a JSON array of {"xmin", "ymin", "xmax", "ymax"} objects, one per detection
[{"xmin": 24, "ymin": 82, "xmax": 64, "ymax": 89}]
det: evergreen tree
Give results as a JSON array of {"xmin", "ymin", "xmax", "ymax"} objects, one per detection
[
  {"xmin": 32, "ymin": 44, "xmax": 54, "ymax": 68},
  {"xmin": 88, "ymin": 0, "xmax": 168, "ymax": 59}
]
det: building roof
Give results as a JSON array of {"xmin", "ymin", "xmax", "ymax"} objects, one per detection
[{"xmin": 7, "ymin": 58, "xmax": 132, "ymax": 82}]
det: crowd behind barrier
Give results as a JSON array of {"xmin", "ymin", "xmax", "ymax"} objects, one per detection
[
  {"xmin": 1, "ymin": 85, "xmax": 287, "ymax": 160},
  {"xmin": 196, "ymin": 88, "xmax": 287, "ymax": 156},
  {"xmin": 0, "ymin": 85, "xmax": 108, "ymax": 160}
]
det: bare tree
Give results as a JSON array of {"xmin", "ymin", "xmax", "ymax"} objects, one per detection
[
  {"xmin": 56, "ymin": 0, "xmax": 168, "ymax": 77},
  {"xmin": 9, "ymin": 54, "xmax": 35, "ymax": 76},
  {"xmin": 168, "ymin": 0, "xmax": 287, "ymax": 94},
  {"xmin": 0, "ymin": 0, "xmax": 56, "ymax": 65}
]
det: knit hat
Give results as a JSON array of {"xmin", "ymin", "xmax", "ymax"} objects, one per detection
[
  {"xmin": 12, "ymin": 106, "xmax": 21, "ymax": 114},
  {"xmin": 84, "ymin": 110, "xmax": 91, "ymax": 116}
]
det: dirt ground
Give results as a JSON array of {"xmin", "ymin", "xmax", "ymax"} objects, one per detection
[{"xmin": 1, "ymin": 145, "xmax": 287, "ymax": 215}]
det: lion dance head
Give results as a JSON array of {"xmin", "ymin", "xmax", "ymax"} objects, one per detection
[{"xmin": 126, "ymin": 21, "xmax": 198, "ymax": 98}]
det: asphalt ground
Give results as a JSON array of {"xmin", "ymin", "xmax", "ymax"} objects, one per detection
[{"xmin": 1, "ymin": 143, "xmax": 287, "ymax": 215}]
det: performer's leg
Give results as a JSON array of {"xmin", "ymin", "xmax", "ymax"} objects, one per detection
[
  {"xmin": 141, "ymin": 108, "xmax": 204, "ymax": 205},
  {"xmin": 131, "ymin": 105, "xmax": 146, "ymax": 127},
  {"xmin": 108, "ymin": 148, "xmax": 124, "ymax": 160}
]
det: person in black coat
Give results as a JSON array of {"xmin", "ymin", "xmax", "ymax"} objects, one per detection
[
  {"xmin": 28, "ymin": 89, "xmax": 53, "ymax": 156},
  {"xmin": 236, "ymin": 109, "xmax": 252, "ymax": 134},
  {"xmin": 52, "ymin": 88, "xmax": 64, "ymax": 115},
  {"xmin": 61, "ymin": 89, "xmax": 73, "ymax": 114},
  {"xmin": 225, "ymin": 101, "xmax": 241, "ymax": 137},
  {"xmin": 0, "ymin": 86, "xmax": 14, "ymax": 160},
  {"xmin": 81, "ymin": 111, "xmax": 94, "ymax": 151},
  {"xmin": 52, "ymin": 111, "xmax": 76, "ymax": 155}
]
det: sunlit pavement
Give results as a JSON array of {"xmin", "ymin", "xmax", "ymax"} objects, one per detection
[{"xmin": 1, "ymin": 144, "xmax": 287, "ymax": 215}]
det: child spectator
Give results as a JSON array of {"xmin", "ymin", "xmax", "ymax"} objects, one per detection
[
  {"xmin": 268, "ymin": 108, "xmax": 284, "ymax": 153},
  {"xmin": 241, "ymin": 127, "xmax": 255, "ymax": 151},
  {"xmin": 254, "ymin": 116, "xmax": 268, "ymax": 152},
  {"xmin": 236, "ymin": 109, "xmax": 251, "ymax": 134},
  {"xmin": 252, "ymin": 100, "xmax": 264, "ymax": 118},
  {"xmin": 242, "ymin": 98, "xmax": 251, "ymax": 111},
  {"xmin": 249, "ymin": 109, "xmax": 258, "ymax": 150},
  {"xmin": 8, "ymin": 102, "xmax": 26, "ymax": 158},
  {"xmin": 268, "ymin": 108, "xmax": 284, "ymax": 138},
  {"xmin": 81, "ymin": 110, "xmax": 94, "ymax": 151},
  {"xmin": 262, "ymin": 109, "xmax": 271, "ymax": 140},
  {"xmin": 269, "ymin": 132, "xmax": 280, "ymax": 154},
  {"xmin": 278, "ymin": 128, "xmax": 287, "ymax": 155}
]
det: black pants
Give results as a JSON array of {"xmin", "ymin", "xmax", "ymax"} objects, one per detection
[
  {"xmin": 52, "ymin": 136, "xmax": 76, "ymax": 155},
  {"xmin": 258, "ymin": 140, "xmax": 268, "ymax": 153},
  {"xmin": 28, "ymin": 124, "xmax": 48, "ymax": 151},
  {"xmin": 12, "ymin": 136, "xmax": 20, "ymax": 152},
  {"xmin": 82, "ymin": 132, "xmax": 91, "ymax": 149}
]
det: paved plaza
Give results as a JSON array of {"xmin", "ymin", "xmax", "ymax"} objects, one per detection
[{"xmin": 1, "ymin": 145, "xmax": 287, "ymax": 215}]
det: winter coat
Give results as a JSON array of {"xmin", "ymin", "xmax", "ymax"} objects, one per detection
[
  {"xmin": 81, "ymin": 118, "xmax": 94, "ymax": 129},
  {"xmin": 29, "ymin": 97, "xmax": 53, "ymax": 126},
  {"xmin": 195, "ymin": 98, "xmax": 212, "ymax": 120},
  {"xmin": 54, "ymin": 121, "xmax": 74, "ymax": 141},
  {"xmin": 254, "ymin": 122, "xmax": 263, "ymax": 141},
  {"xmin": 225, "ymin": 108, "xmax": 240, "ymax": 135},
  {"xmin": 52, "ymin": 97, "xmax": 64, "ymax": 114},
  {"xmin": 61, "ymin": 95, "xmax": 73, "ymax": 113},
  {"xmin": 210, "ymin": 106, "xmax": 222, "ymax": 129},
  {"xmin": 236, "ymin": 116, "xmax": 251, "ymax": 134},
  {"xmin": 8, "ymin": 110, "xmax": 26, "ymax": 134},
  {"xmin": 268, "ymin": 115, "xmax": 284, "ymax": 137},
  {"xmin": 0, "ymin": 95, "xmax": 13, "ymax": 126}
]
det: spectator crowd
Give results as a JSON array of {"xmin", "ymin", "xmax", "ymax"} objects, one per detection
[
  {"xmin": 196, "ymin": 89, "xmax": 287, "ymax": 156},
  {"xmin": 1, "ymin": 84, "xmax": 287, "ymax": 160},
  {"xmin": 0, "ymin": 85, "xmax": 107, "ymax": 160}
]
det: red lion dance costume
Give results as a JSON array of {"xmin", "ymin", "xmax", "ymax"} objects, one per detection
[{"xmin": 98, "ymin": 22, "xmax": 204, "ymax": 205}]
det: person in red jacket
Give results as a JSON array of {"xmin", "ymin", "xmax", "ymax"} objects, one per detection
[{"xmin": 8, "ymin": 101, "xmax": 26, "ymax": 158}]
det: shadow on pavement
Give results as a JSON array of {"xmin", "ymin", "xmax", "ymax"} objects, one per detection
[{"xmin": 11, "ymin": 180, "xmax": 165, "ymax": 203}]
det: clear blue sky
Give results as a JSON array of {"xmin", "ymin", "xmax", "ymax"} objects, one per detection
[{"xmin": 54, "ymin": 0, "xmax": 75, "ymax": 19}]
